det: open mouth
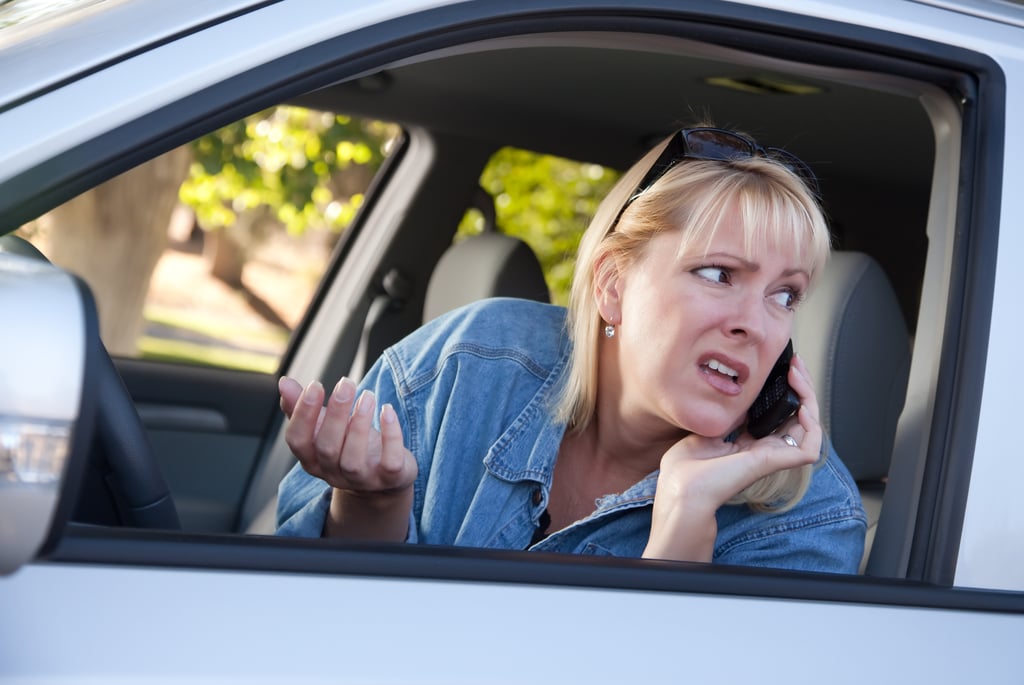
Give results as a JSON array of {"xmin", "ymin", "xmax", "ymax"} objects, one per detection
[{"xmin": 705, "ymin": 358, "xmax": 740, "ymax": 385}]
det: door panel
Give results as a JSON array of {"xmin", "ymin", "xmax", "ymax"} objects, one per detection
[
  {"xmin": 3, "ymin": 557, "xmax": 1022, "ymax": 683},
  {"xmin": 116, "ymin": 358, "xmax": 281, "ymax": 532}
]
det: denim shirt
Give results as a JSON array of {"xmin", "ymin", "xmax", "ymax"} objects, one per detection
[{"xmin": 277, "ymin": 297, "xmax": 866, "ymax": 573}]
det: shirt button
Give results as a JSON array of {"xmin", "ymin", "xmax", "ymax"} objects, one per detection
[{"xmin": 532, "ymin": 488, "xmax": 542, "ymax": 505}]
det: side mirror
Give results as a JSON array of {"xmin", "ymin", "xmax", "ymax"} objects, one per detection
[{"xmin": 0, "ymin": 250, "xmax": 98, "ymax": 575}]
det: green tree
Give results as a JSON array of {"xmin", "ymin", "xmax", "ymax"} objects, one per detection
[
  {"xmin": 463, "ymin": 147, "xmax": 620, "ymax": 305},
  {"xmin": 180, "ymin": 106, "xmax": 398, "ymax": 284}
]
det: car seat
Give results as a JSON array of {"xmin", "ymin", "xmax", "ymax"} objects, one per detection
[
  {"xmin": 422, "ymin": 185, "xmax": 550, "ymax": 322},
  {"xmin": 422, "ymin": 229, "xmax": 550, "ymax": 322},
  {"xmin": 347, "ymin": 187, "xmax": 549, "ymax": 379},
  {"xmin": 792, "ymin": 250, "xmax": 912, "ymax": 572}
]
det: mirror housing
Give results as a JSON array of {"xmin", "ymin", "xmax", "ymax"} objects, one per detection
[{"xmin": 0, "ymin": 250, "xmax": 97, "ymax": 575}]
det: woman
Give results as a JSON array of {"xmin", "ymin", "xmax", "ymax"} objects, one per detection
[{"xmin": 276, "ymin": 126, "xmax": 866, "ymax": 573}]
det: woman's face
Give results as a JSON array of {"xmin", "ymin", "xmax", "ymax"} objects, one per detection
[{"xmin": 606, "ymin": 210, "xmax": 811, "ymax": 438}]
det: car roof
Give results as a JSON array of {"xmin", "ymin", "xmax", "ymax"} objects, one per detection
[
  {"xmin": 0, "ymin": 0, "xmax": 997, "ymax": 220},
  {"xmin": 0, "ymin": 0, "xmax": 278, "ymax": 107},
  {"xmin": 909, "ymin": 0, "xmax": 1024, "ymax": 28},
  {"xmin": 293, "ymin": 31, "xmax": 931, "ymax": 191}
]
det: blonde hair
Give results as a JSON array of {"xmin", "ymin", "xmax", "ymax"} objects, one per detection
[{"xmin": 554, "ymin": 130, "xmax": 832, "ymax": 512}]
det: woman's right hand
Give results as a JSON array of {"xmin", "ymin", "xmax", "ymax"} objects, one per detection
[
  {"xmin": 643, "ymin": 353, "xmax": 821, "ymax": 562},
  {"xmin": 279, "ymin": 376, "xmax": 417, "ymax": 540}
]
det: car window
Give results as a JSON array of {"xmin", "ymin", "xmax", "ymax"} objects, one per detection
[{"xmin": 16, "ymin": 106, "xmax": 400, "ymax": 373}]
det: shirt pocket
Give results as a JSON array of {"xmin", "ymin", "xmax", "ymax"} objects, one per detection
[{"xmin": 580, "ymin": 542, "xmax": 617, "ymax": 556}]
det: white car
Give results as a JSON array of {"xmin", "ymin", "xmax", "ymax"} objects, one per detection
[{"xmin": 1, "ymin": 0, "xmax": 1022, "ymax": 682}]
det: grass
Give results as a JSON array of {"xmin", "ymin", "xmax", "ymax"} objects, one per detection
[
  {"xmin": 139, "ymin": 305, "xmax": 287, "ymax": 374},
  {"xmin": 138, "ymin": 336, "xmax": 280, "ymax": 373}
]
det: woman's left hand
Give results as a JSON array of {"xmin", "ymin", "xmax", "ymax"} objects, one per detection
[{"xmin": 643, "ymin": 353, "xmax": 822, "ymax": 563}]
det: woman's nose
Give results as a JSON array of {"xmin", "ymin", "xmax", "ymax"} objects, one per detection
[{"xmin": 726, "ymin": 290, "xmax": 767, "ymax": 342}]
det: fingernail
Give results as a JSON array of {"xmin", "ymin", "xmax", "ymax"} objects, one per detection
[
  {"xmin": 356, "ymin": 389, "xmax": 375, "ymax": 415},
  {"xmin": 332, "ymin": 377, "xmax": 355, "ymax": 403},
  {"xmin": 302, "ymin": 381, "xmax": 323, "ymax": 404},
  {"xmin": 381, "ymin": 403, "xmax": 396, "ymax": 424}
]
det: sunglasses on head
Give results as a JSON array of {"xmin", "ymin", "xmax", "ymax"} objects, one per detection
[{"xmin": 615, "ymin": 127, "xmax": 820, "ymax": 224}]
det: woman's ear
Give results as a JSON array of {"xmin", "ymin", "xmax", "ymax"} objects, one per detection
[{"xmin": 593, "ymin": 253, "xmax": 623, "ymax": 324}]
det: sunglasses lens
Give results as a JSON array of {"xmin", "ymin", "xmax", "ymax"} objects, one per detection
[
  {"xmin": 621, "ymin": 128, "xmax": 820, "ymax": 225},
  {"xmin": 683, "ymin": 129, "xmax": 754, "ymax": 160}
]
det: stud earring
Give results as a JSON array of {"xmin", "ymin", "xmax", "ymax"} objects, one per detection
[{"xmin": 604, "ymin": 324, "xmax": 616, "ymax": 338}]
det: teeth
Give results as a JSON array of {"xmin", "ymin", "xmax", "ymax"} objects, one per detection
[{"xmin": 708, "ymin": 358, "xmax": 739, "ymax": 379}]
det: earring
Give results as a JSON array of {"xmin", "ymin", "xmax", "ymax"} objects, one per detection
[{"xmin": 604, "ymin": 324, "xmax": 616, "ymax": 338}]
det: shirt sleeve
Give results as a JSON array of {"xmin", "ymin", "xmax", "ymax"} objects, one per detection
[
  {"xmin": 712, "ymin": 440, "xmax": 868, "ymax": 573},
  {"xmin": 275, "ymin": 467, "xmax": 420, "ymax": 543},
  {"xmin": 714, "ymin": 508, "xmax": 867, "ymax": 573},
  {"xmin": 275, "ymin": 467, "xmax": 332, "ymax": 537}
]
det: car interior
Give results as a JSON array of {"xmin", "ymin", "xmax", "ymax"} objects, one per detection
[
  {"xmin": 12, "ymin": 17, "xmax": 979, "ymax": 583},
  {"xmin": 240, "ymin": 31, "xmax": 956, "ymax": 580}
]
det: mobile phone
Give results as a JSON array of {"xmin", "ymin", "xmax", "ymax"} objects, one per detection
[{"xmin": 746, "ymin": 339, "xmax": 800, "ymax": 439}]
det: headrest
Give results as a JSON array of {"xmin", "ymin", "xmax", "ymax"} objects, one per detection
[
  {"xmin": 792, "ymin": 251, "xmax": 911, "ymax": 481},
  {"xmin": 0, "ymin": 233, "xmax": 48, "ymax": 261},
  {"xmin": 423, "ymin": 231, "xmax": 550, "ymax": 322}
]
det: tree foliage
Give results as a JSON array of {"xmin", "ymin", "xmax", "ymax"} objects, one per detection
[
  {"xmin": 181, "ymin": 104, "xmax": 617, "ymax": 307},
  {"xmin": 463, "ymin": 147, "xmax": 620, "ymax": 305},
  {"xmin": 180, "ymin": 106, "xmax": 398, "ymax": 235}
]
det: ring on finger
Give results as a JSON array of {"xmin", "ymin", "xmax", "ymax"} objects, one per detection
[{"xmin": 781, "ymin": 434, "xmax": 799, "ymax": 448}]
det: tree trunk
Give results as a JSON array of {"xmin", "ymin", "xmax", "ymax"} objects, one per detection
[
  {"xmin": 42, "ymin": 146, "xmax": 192, "ymax": 356},
  {"xmin": 204, "ymin": 224, "xmax": 247, "ymax": 288},
  {"xmin": 204, "ymin": 206, "xmax": 276, "ymax": 287}
]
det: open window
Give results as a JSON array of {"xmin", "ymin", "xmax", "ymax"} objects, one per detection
[{"xmin": 244, "ymin": 27, "xmax": 989, "ymax": 587}]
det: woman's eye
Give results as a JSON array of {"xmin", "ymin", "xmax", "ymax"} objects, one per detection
[
  {"xmin": 770, "ymin": 289, "xmax": 799, "ymax": 309},
  {"xmin": 695, "ymin": 266, "xmax": 730, "ymax": 283}
]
